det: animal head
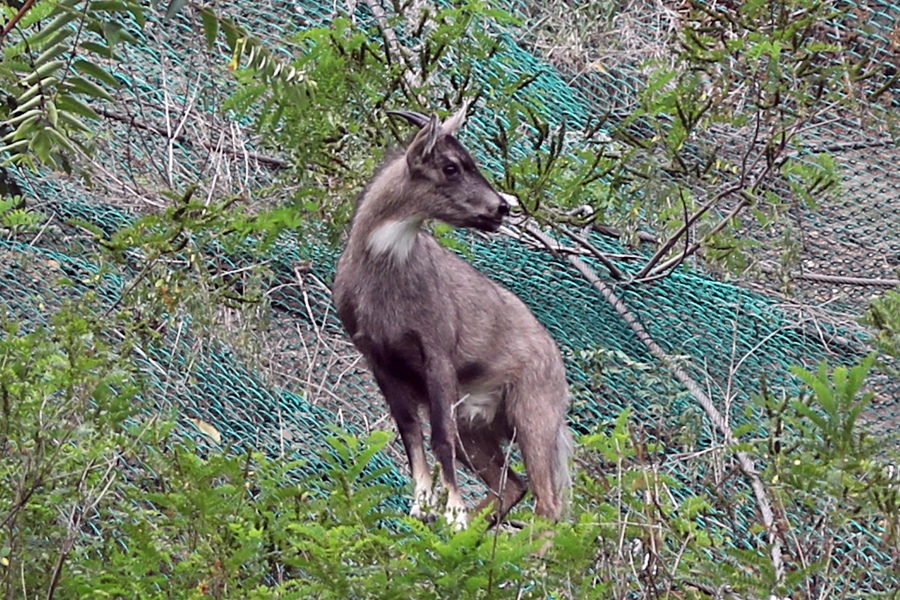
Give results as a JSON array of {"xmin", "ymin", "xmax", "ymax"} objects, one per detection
[{"xmin": 387, "ymin": 106, "xmax": 509, "ymax": 232}]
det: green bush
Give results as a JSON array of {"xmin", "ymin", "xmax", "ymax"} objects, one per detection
[{"xmin": 3, "ymin": 303, "xmax": 897, "ymax": 598}]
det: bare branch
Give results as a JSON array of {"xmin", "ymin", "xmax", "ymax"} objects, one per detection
[
  {"xmin": 635, "ymin": 102, "xmax": 767, "ymax": 280},
  {"xmin": 519, "ymin": 221, "xmax": 787, "ymax": 584},
  {"xmin": 362, "ymin": 0, "xmax": 428, "ymax": 106},
  {"xmin": 95, "ymin": 108, "xmax": 289, "ymax": 169},
  {"xmin": 0, "ymin": 0, "xmax": 38, "ymax": 45},
  {"xmin": 640, "ymin": 189, "xmax": 755, "ymax": 280},
  {"xmin": 554, "ymin": 224, "xmax": 626, "ymax": 280}
]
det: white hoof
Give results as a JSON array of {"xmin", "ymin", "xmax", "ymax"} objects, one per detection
[
  {"xmin": 410, "ymin": 501, "xmax": 437, "ymax": 521},
  {"xmin": 444, "ymin": 501, "xmax": 468, "ymax": 531},
  {"xmin": 410, "ymin": 487, "xmax": 437, "ymax": 521}
]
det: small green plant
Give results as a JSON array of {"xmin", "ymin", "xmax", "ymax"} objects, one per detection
[
  {"xmin": 757, "ymin": 356, "xmax": 900, "ymax": 597},
  {"xmin": 0, "ymin": 301, "xmax": 141, "ymax": 597},
  {"xmin": 1, "ymin": 0, "xmax": 147, "ymax": 171},
  {"xmin": 0, "ymin": 196, "xmax": 44, "ymax": 236},
  {"xmin": 863, "ymin": 289, "xmax": 900, "ymax": 376},
  {"xmin": 2, "ymin": 301, "xmax": 894, "ymax": 598},
  {"xmin": 788, "ymin": 356, "xmax": 877, "ymax": 461}
]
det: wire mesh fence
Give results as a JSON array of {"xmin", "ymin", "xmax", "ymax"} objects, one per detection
[{"xmin": 2, "ymin": 0, "xmax": 899, "ymax": 593}]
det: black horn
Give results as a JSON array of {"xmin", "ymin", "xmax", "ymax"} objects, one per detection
[{"xmin": 386, "ymin": 109, "xmax": 431, "ymax": 128}]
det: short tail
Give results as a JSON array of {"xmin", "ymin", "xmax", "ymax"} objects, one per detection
[{"xmin": 553, "ymin": 423, "xmax": 575, "ymax": 517}]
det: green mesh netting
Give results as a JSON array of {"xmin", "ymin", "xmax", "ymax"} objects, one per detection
[{"xmin": 2, "ymin": 0, "xmax": 900, "ymax": 593}]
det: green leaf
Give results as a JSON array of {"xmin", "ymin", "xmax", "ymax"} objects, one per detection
[
  {"xmin": 790, "ymin": 400, "xmax": 827, "ymax": 431},
  {"xmin": 33, "ymin": 42, "xmax": 69, "ymax": 67},
  {"xmin": 30, "ymin": 128, "xmax": 53, "ymax": 162},
  {"xmin": 57, "ymin": 94, "xmax": 101, "ymax": 121},
  {"xmin": 200, "ymin": 7, "xmax": 219, "ymax": 51},
  {"xmin": 790, "ymin": 364, "xmax": 835, "ymax": 417},
  {"xmin": 163, "ymin": 0, "xmax": 188, "ymax": 21},
  {"xmin": 19, "ymin": 59, "xmax": 65, "ymax": 85},
  {"xmin": 5, "ymin": 108, "xmax": 42, "ymax": 131},
  {"xmin": 102, "ymin": 21, "xmax": 137, "ymax": 46},
  {"xmin": 73, "ymin": 59, "xmax": 120, "ymax": 88},
  {"xmin": 221, "ymin": 18, "xmax": 241, "ymax": 52},
  {"xmin": 67, "ymin": 76, "xmax": 116, "ymax": 102},
  {"xmin": 0, "ymin": 138, "xmax": 31, "ymax": 158},
  {"xmin": 91, "ymin": 1, "xmax": 130, "ymax": 11},
  {"xmin": 78, "ymin": 40, "xmax": 118, "ymax": 59},
  {"xmin": 42, "ymin": 125, "xmax": 79, "ymax": 156},
  {"xmin": 844, "ymin": 354, "xmax": 875, "ymax": 403},
  {"xmin": 9, "ymin": 93, "xmax": 44, "ymax": 115},
  {"xmin": 125, "ymin": 1, "xmax": 146, "ymax": 27},
  {"xmin": 58, "ymin": 109, "xmax": 93, "ymax": 133},
  {"xmin": 29, "ymin": 10, "xmax": 78, "ymax": 45}
]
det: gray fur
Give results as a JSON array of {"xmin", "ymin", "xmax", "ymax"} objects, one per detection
[{"xmin": 332, "ymin": 106, "xmax": 573, "ymax": 526}]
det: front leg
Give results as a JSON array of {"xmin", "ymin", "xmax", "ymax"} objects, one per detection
[
  {"xmin": 372, "ymin": 369, "xmax": 436, "ymax": 520},
  {"xmin": 425, "ymin": 357, "xmax": 467, "ymax": 530}
]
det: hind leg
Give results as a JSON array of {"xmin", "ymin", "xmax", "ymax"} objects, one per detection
[
  {"xmin": 506, "ymin": 373, "xmax": 571, "ymax": 522},
  {"xmin": 456, "ymin": 425, "xmax": 527, "ymax": 524},
  {"xmin": 517, "ymin": 419, "xmax": 568, "ymax": 521}
]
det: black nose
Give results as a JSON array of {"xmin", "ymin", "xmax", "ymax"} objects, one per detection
[{"xmin": 498, "ymin": 199, "xmax": 510, "ymax": 216}]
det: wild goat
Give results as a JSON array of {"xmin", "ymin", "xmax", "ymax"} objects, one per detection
[{"xmin": 332, "ymin": 105, "xmax": 573, "ymax": 529}]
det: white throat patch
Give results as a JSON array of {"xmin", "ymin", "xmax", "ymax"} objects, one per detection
[{"xmin": 367, "ymin": 217, "xmax": 422, "ymax": 262}]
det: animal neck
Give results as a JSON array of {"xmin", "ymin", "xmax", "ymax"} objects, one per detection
[
  {"xmin": 351, "ymin": 159, "xmax": 426, "ymax": 265},
  {"xmin": 366, "ymin": 215, "xmax": 424, "ymax": 263}
]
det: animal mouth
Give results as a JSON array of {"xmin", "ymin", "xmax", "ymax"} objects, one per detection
[{"xmin": 469, "ymin": 214, "xmax": 504, "ymax": 232}]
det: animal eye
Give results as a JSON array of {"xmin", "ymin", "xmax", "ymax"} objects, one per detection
[{"xmin": 442, "ymin": 163, "xmax": 460, "ymax": 176}]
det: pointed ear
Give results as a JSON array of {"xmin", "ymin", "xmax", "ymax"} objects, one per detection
[
  {"xmin": 441, "ymin": 99, "xmax": 471, "ymax": 136},
  {"xmin": 406, "ymin": 113, "xmax": 441, "ymax": 166}
]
